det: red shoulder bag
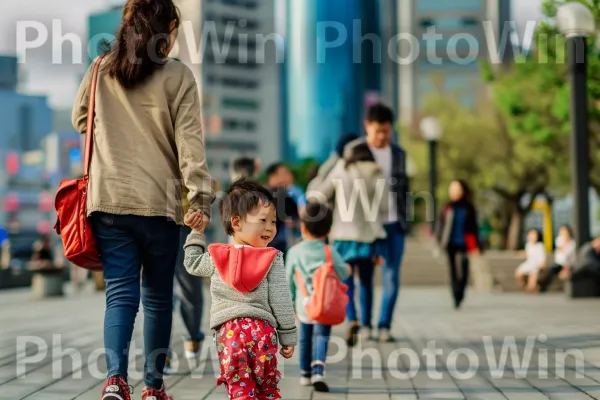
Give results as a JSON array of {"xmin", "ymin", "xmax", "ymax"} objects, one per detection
[{"xmin": 53, "ymin": 56, "xmax": 103, "ymax": 270}]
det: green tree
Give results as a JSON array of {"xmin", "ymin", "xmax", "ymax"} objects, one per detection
[{"xmin": 404, "ymin": 88, "xmax": 560, "ymax": 249}]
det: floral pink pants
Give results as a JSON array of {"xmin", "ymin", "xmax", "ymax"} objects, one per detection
[{"xmin": 216, "ymin": 318, "xmax": 281, "ymax": 399}]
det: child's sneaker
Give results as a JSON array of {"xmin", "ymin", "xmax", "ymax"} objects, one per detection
[
  {"xmin": 141, "ymin": 386, "xmax": 173, "ymax": 400},
  {"xmin": 101, "ymin": 376, "xmax": 132, "ymax": 400},
  {"xmin": 299, "ymin": 376, "xmax": 312, "ymax": 386},
  {"xmin": 311, "ymin": 375, "xmax": 329, "ymax": 392}
]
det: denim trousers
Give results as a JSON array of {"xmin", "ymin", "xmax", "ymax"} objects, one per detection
[
  {"xmin": 378, "ymin": 223, "xmax": 406, "ymax": 329},
  {"xmin": 299, "ymin": 322, "xmax": 332, "ymax": 377},
  {"xmin": 344, "ymin": 258, "xmax": 376, "ymax": 328},
  {"xmin": 90, "ymin": 212, "xmax": 179, "ymax": 389}
]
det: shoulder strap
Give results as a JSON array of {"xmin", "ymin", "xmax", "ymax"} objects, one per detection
[
  {"xmin": 295, "ymin": 269, "xmax": 309, "ymax": 298},
  {"xmin": 83, "ymin": 56, "xmax": 104, "ymax": 179},
  {"xmin": 324, "ymin": 244, "xmax": 333, "ymax": 264}
]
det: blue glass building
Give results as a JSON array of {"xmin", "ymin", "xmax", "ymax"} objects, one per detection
[
  {"xmin": 0, "ymin": 56, "xmax": 52, "ymax": 153},
  {"xmin": 285, "ymin": 0, "xmax": 382, "ymax": 162},
  {"xmin": 88, "ymin": 7, "xmax": 123, "ymax": 64}
]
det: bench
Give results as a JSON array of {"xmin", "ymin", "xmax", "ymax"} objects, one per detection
[
  {"xmin": 28, "ymin": 261, "xmax": 65, "ymax": 299},
  {"xmin": 475, "ymin": 251, "xmax": 564, "ymax": 293}
]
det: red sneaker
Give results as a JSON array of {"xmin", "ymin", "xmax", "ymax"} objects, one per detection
[
  {"xmin": 141, "ymin": 386, "xmax": 173, "ymax": 400},
  {"xmin": 102, "ymin": 376, "xmax": 132, "ymax": 400}
]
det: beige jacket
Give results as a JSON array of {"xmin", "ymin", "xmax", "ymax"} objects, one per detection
[
  {"xmin": 307, "ymin": 160, "xmax": 388, "ymax": 243},
  {"xmin": 72, "ymin": 58, "xmax": 215, "ymax": 223}
]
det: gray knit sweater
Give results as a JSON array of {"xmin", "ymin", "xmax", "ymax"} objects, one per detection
[{"xmin": 183, "ymin": 232, "xmax": 298, "ymax": 347}]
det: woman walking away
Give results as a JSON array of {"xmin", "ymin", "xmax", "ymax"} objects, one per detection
[
  {"xmin": 72, "ymin": 1, "xmax": 215, "ymax": 399},
  {"xmin": 308, "ymin": 144, "xmax": 389, "ymax": 346},
  {"xmin": 436, "ymin": 180, "xmax": 480, "ymax": 309}
]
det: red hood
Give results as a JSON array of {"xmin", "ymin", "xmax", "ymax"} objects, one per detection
[{"xmin": 208, "ymin": 244, "xmax": 280, "ymax": 294}]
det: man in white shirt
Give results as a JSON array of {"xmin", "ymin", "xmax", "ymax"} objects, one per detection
[{"xmin": 345, "ymin": 103, "xmax": 410, "ymax": 343}]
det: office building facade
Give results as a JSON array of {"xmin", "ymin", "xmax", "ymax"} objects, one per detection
[
  {"xmin": 397, "ymin": 0, "xmax": 511, "ymax": 124},
  {"xmin": 0, "ymin": 56, "xmax": 53, "ymax": 153}
]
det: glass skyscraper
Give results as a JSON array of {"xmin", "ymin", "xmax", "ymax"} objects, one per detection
[{"xmin": 285, "ymin": 0, "xmax": 383, "ymax": 162}]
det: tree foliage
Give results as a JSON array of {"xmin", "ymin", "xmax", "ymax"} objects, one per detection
[{"xmin": 488, "ymin": 0, "xmax": 600, "ymax": 194}]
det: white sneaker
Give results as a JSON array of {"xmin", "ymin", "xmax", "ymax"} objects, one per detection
[
  {"xmin": 299, "ymin": 376, "xmax": 312, "ymax": 386},
  {"xmin": 311, "ymin": 375, "xmax": 329, "ymax": 392},
  {"xmin": 378, "ymin": 328, "xmax": 395, "ymax": 343},
  {"xmin": 359, "ymin": 327, "xmax": 373, "ymax": 342},
  {"xmin": 184, "ymin": 340, "xmax": 201, "ymax": 359}
]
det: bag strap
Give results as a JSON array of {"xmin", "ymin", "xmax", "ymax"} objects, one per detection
[
  {"xmin": 295, "ymin": 244, "xmax": 334, "ymax": 299},
  {"xmin": 83, "ymin": 56, "xmax": 104, "ymax": 179},
  {"xmin": 324, "ymin": 244, "xmax": 333, "ymax": 265},
  {"xmin": 295, "ymin": 269, "xmax": 309, "ymax": 298}
]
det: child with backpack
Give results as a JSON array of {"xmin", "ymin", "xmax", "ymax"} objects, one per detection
[
  {"xmin": 184, "ymin": 179, "xmax": 297, "ymax": 400},
  {"xmin": 285, "ymin": 202, "xmax": 351, "ymax": 392}
]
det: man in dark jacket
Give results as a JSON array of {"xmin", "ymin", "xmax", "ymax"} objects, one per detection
[{"xmin": 344, "ymin": 103, "xmax": 410, "ymax": 343}]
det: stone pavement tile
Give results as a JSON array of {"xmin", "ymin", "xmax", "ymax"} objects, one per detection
[
  {"xmin": 378, "ymin": 341, "xmax": 418, "ymax": 400},
  {"xmin": 347, "ymin": 339, "xmax": 390, "ymax": 400}
]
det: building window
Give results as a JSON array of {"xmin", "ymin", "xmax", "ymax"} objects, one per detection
[
  {"xmin": 208, "ymin": 141, "xmax": 258, "ymax": 152},
  {"xmin": 221, "ymin": 0, "xmax": 258, "ymax": 9},
  {"xmin": 416, "ymin": 0, "xmax": 482, "ymax": 12},
  {"xmin": 461, "ymin": 17, "xmax": 479, "ymax": 27},
  {"xmin": 206, "ymin": 75, "xmax": 217, "ymax": 85},
  {"xmin": 222, "ymin": 118, "xmax": 257, "ymax": 132},
  {"xmin": 222, "ymin": 98, "xmax": 260, "ymax": 110},
  {"xmin": 419, "ymin": 18, "xmax": 434, "ymax": 29},
  {"xmin": 221, "ymin": 77, "xmax": 259, "ymax": 89}
]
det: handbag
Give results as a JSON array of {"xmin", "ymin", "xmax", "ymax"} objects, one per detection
[{"xmin": 53, "ymin": 56, "xmax": 104, "ymax": 270}]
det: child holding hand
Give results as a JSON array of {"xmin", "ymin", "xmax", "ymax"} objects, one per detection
[{"xmin": 183, "ymin": 179, "xmax": 297, "ymax": 400}]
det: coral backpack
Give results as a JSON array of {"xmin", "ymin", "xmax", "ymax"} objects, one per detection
[{"xmin": 295, "ymin": 245, "xmax": 349, "ymax": 326}]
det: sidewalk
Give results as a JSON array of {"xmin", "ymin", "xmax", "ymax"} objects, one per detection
[{"xmin": 1, "ymin": 285, "xmax": 599, "ymax": 399}]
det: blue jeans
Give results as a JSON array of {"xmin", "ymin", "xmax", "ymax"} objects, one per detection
[
  {"xmin": 344, "ymin": 258, "xmax": 375, "ymax": 328},
  {"xmin": 378, "ymin": 223, "xmax": 405, "ymax": 329},
  {"xmin": 299, "ymin": 323, "xmax": 332, "ymax": 377},
  {"xmin": 90, "ymin": 213, "xmax": 179, "ymax": 389}
]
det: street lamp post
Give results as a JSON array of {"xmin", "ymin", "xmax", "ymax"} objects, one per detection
[
  {"xmin": 557, "ymin": 3, "xmax": 596, "ymax": 249},
  {"xmin": 420, "ymin": 117, "xmax": 443, "ymax": 231}
]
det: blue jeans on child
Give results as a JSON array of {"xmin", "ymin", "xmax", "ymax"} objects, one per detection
[
  {"xmin": 90, "ymin": 212, "xmax": 179, "ymax": 389},
  {"xmin": 299, "ymin": 323, "xmax": 332, "ymax": 377},
  {"xmin": 344, "ymin": 258, "xmax": 376, "ymax": 327},
  {"xmin": 378, "ymin": 223, "xmax": 406, "ymax": 330}
]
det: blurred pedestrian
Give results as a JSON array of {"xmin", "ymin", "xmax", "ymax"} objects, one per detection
[
  {"xmin": 307, "ymin": 144, "xmax": 389, "ymax": 346},
  {"xmin": 266, "ymin": 163, "xmax": 303, "ymax": 254},
  {"xmin": 436, "ymin": 180, "xmax": 481, "ymax": 309},
  {"xmin": 230, "ymin": 156, "xmax": 260, "ymax": 182},
  {"xmin": 538, "ymin": 225, "xmax": 576, "ymax": 292},
  {"xmin": 515, "ymin": 229, "xmax": 547, "ymax": 293},
  {"xmin": 308, "ymin": 132, "xmax": 359, "ymax": 194},
  {"xmin": 344, "ymin": 103, "xmax": 410, "ymax": 342},
  {"xmin": 72, "ymin": 1, "xmax": 216, "ymax": 398}
]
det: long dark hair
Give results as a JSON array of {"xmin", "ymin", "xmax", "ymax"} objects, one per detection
[
  {"xmin": 345, "ymin": 145, "xmax": 375, "ymax": 168},
  {"xmin": 103, "ymin": 0, "xmax": 180, "ymax": 89},
  {"xmin": 451, "ymin": 179, "xmax": 474, "ymax": 205}
]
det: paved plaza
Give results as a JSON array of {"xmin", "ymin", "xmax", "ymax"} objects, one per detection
[{"xmin": 0, "ymin": 285, "xmax": 599, "ymax": 399}]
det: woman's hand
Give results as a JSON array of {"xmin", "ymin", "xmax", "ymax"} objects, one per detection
[{"xmin": 184, "ymin": 210, "xmax": 209, "ymax": 232}]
